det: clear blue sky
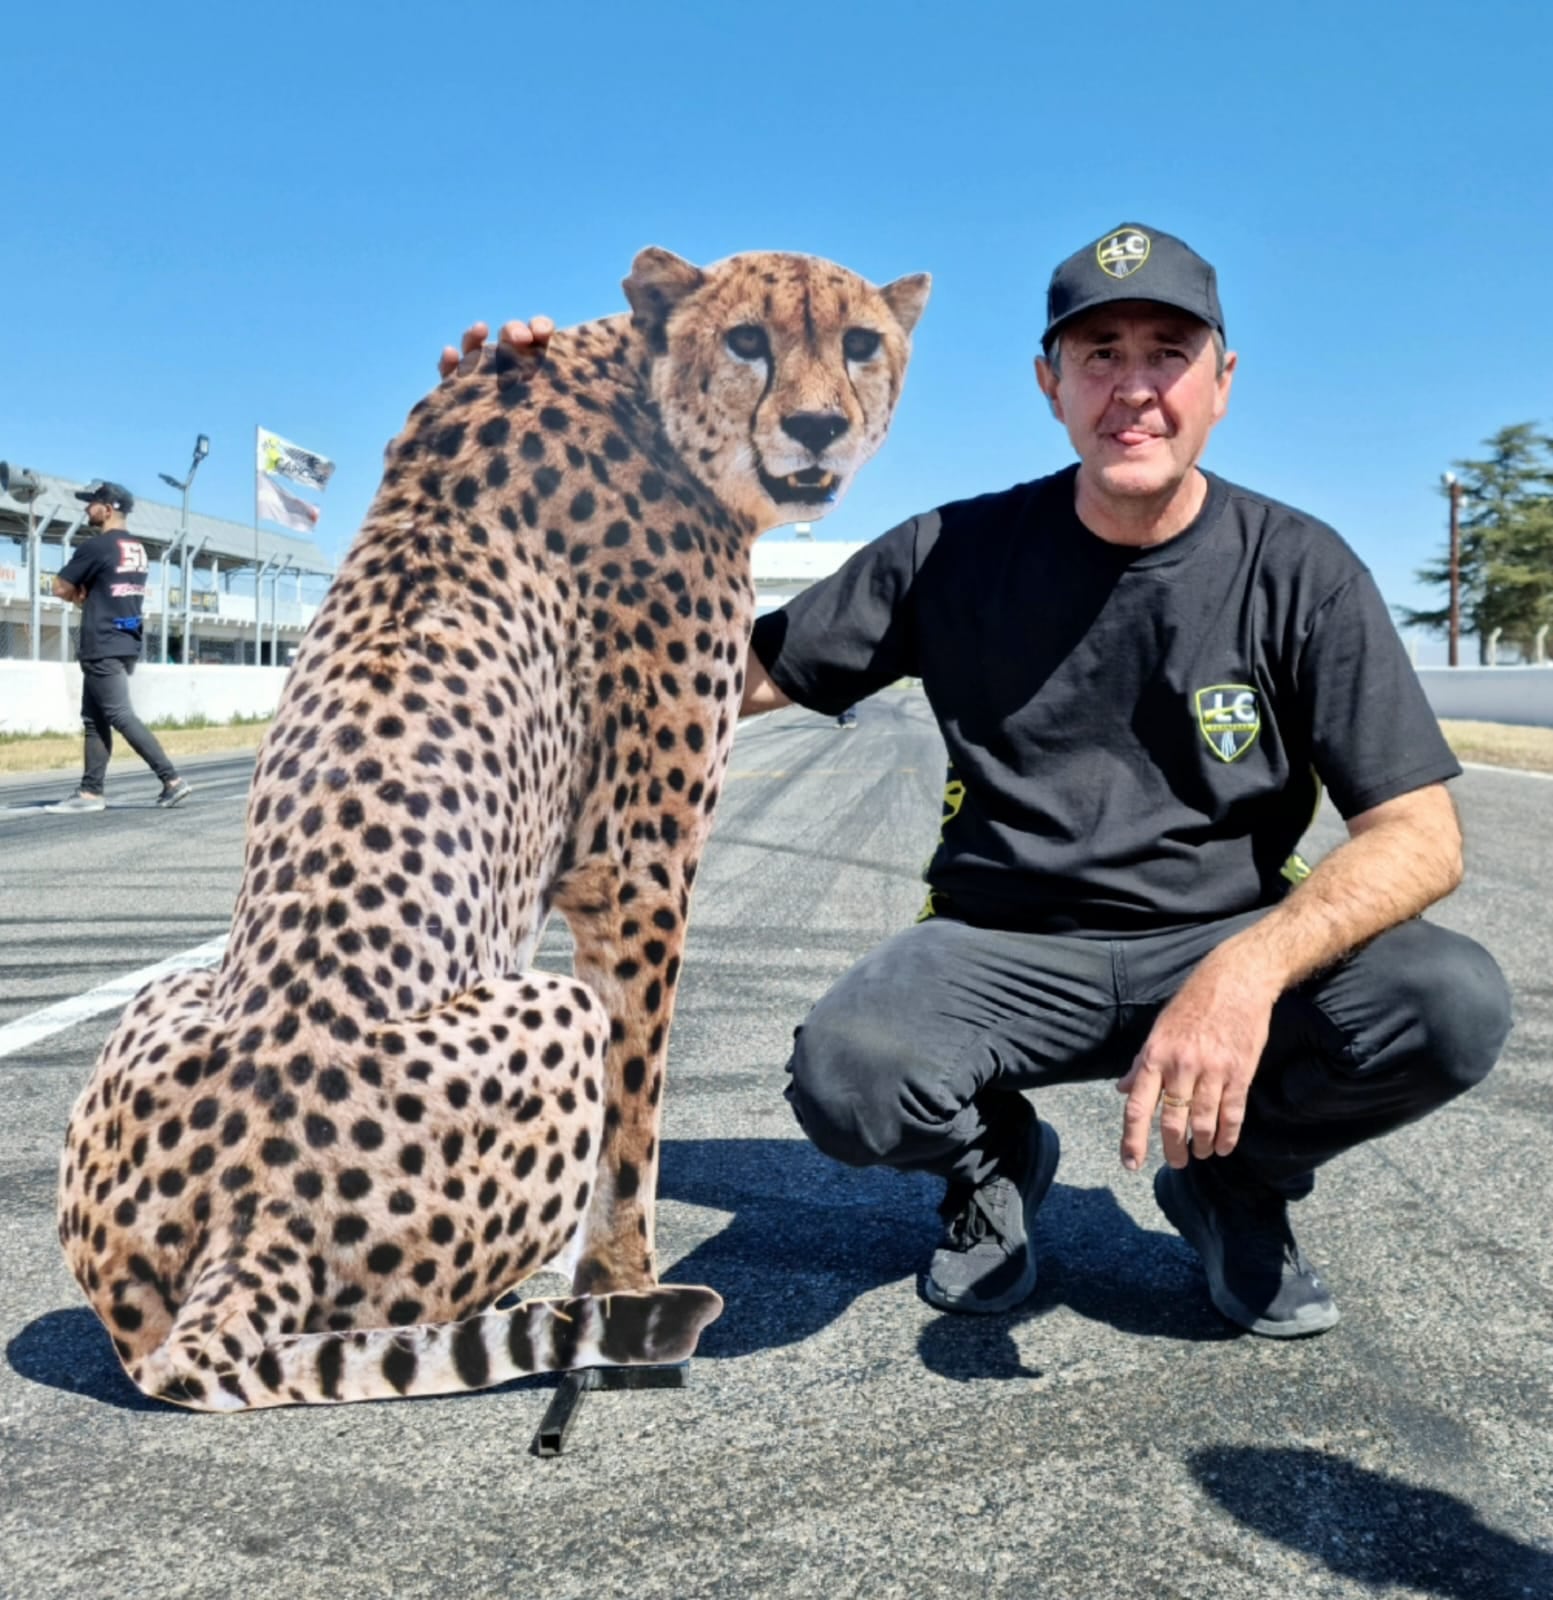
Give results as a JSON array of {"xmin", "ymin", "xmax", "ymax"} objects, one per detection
[{"xmin": 8, "ymin": 0, "xmax": 1550, "ymax": 659}]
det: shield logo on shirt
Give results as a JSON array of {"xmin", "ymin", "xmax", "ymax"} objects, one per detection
[{"xmin": 1195, "ymin": 684, "xmax": 1261, "ymax": 763}]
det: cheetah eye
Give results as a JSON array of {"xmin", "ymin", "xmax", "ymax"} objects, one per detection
[
  {"xmin": 843, "ymin": 328, "xmax": 882, "ymax": 362},
  {"xmin": 725, "ymin": 325, "xmax": 771, "ymax": 362}
]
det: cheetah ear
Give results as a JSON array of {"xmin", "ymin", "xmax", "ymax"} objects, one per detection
[
  {"xmin": 624, "ymin": 248, "xmax": 707, "ymax": 351},
  {"xmin": 878, "ymin": 272, "xmax": 932, "ymax": 338}
]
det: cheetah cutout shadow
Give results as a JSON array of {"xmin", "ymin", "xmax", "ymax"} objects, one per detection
[{"xmin": 58, "ymin": 247, "xmax": 930, "ymax": 1409}]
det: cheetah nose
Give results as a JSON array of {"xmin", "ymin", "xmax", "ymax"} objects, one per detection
[{"xmin": 781, "ymin": 411, "xmax": 850, "ymax": 454}]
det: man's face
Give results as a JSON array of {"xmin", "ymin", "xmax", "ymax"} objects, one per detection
[
  {"xmin": 1035, "ymin": 302, "xmax": 1235, "ymax": 502},
  {"xmin": 86, "ymin": 499, "xmax": 111, "ymax": 527}
]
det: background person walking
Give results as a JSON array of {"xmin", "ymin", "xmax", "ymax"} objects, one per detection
[{"xmin": 48, "ymin": 480, "xmax": 191, "ymax": 812}]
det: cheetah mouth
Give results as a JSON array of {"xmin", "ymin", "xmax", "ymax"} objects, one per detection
[{"xmin": 758, "ymin": 465, "xmax": 841, "ymax": 505}]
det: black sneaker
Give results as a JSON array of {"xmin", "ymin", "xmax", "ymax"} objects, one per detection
[
  {"xmin": 922, "ymin": 1099, "xmax": 1061, "ymax": 1314},
  {"xmin": 1154, "ymin": 1161, "xmax": 1339, "ymax": 1338},
  {"xmin": 156, "ymin": 778, "xmax": 193, "ymax": 808}
]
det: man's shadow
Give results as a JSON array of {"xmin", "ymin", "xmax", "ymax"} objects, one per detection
[
  {"xmin": 12, "ymin": 1136, "xmax": 1220, "ymax": 1408},
  {"xmin": 659, "ymin": 1136, "xmax": 1230, "ymax": 1374},
  {"xmin": 1190, "ymin": 1446, "xmax": 1553, "ymax": 1600}
]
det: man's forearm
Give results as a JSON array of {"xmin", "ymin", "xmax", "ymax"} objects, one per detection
[
  {"xmin": 739, "ymin": 649, "xmax": 792, "ymax": 717},
  {"xmin": 1212, "ymin": 784, "xmax": 1463, "ymax": 995}
]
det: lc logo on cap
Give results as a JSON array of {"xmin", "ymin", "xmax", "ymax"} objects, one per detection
[
  {"xmin": 1096, "ymin": 228, "xmax": 1151, "ymax": 281},
  {"xmin": 1195, "ymin": 684, "xmax": 1261, "ymax": 763}
]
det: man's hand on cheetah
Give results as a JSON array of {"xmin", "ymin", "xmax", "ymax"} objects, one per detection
[{"xmin": 438, "ymin": 317, "xmax": 555, "ymax": 380}]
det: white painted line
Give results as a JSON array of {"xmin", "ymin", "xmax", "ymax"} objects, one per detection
[
  {"xmin": 0, "ymin": 935, "xmax": 229, "ymax": 1061},
  {"xmin": 1460, "ymin": 760, "xmax": 1553, "ymax": 783}
]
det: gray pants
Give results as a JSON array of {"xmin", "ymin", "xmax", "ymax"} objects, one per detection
[
  {"xmin": 80, "ymin": 657, "xmax": 178, "ymax": 793},
  {"xmin": 784, "ymin": 910, "xmax": 1511, "ymax": 1201}
]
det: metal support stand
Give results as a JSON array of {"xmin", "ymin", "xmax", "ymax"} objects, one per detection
[{"xmin": 531, "ymin": 1362, "xmax": 690, "ymax": 1457}]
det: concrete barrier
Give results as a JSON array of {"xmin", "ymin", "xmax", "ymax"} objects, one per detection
[
  {"xmin": 0, "ymin": 662, "xmax": 290, "ymax": 737},
  {"xmin": 1416, "ymin": 666, "xmax": 1553, "ymax": 729},
  {"xmin": 5, "ymin": 659, "xmax": 1547, "ymax": 737}
]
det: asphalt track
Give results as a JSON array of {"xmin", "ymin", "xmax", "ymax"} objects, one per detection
[{"xmin": 0, "ymin": 689, "xmax": 1548, "ymax": 1600}]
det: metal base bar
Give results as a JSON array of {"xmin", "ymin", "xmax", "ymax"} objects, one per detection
[{"xmin": 532, "ymin": 1362, "xmax": 691, "ymax": 1457}]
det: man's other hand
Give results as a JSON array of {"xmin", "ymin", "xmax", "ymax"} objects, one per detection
[
  {"xmin": 1116, "ymin": 949, "xmax": 1279, "ymax": 1172},
  {"xmin": 438, "ymin": 318, "xmax": 556, "ymax": 380}
]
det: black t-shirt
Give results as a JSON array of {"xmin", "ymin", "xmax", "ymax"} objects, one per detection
[
  {"xmin": 58, "ymin": 530, "xmax": 150, "ymax": 660},
  {"xmin": 751, "ymin": 465, "xmax": 1460, "ymax": 935}
]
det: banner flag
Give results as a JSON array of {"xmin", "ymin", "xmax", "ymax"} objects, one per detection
[
  {"xmin": 255, "ymin": 470, "xmax": 322, "ymax": 535},
  {"xmin": 256, "ymin": 427, "xmax": 335, "ymax": 492}
]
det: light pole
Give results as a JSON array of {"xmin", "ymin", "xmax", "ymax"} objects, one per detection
[
  {"xmin": 1441, "ymin": 471, "xmax": 1462, "ymax": 668},
  {"xmin": 1, "ymin": 464, "xmax": 45, "ymax": 658},
  {"xmin": 158, "ymin": 433, "xmax": 210, "ymax": 663}
]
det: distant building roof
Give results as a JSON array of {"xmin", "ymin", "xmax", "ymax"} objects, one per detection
[{"xmin": 0, "ymin": 470, "xmax": 335, "ymax": 575}]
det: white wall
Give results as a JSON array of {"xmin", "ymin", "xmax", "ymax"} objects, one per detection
[
  {"xmin": 5, "ymin": 659, "xmax": 1548, "ymax": 737},
  {"xmin": 1416, "ymin": 667, "xmax": 1553, "ymax": 729},
  {"xmin": 0, "ymin": 663, "xmax": 290, "ymax": 737}
]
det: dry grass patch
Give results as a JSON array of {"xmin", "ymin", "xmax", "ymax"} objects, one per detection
[
  {"xmin": 1439, "ymin": 719, "xmax": 1553, "ymax": 774},
  {"xmin": 4, "ymin": 714, "xmax": 1550, "ymax": 778},
  {"xmin": 0, "ymin": 720, "xmax": 273, "ymax": 776}
]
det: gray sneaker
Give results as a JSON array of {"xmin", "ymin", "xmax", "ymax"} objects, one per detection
[
  {"xmin": 1154, "ymin": 1161, "xmax": 1340, "ymax": 1338},
  {"xmin": 48, "ymin": 789, "xmax": 106, "ymax": 813},
  {"xmin": 922, "ymin": 1099, "xmax": 1061, "ymax": 1314},
  {"xmin": 156, "ymin": 778, "xmax": 193, "ymax": 808}
]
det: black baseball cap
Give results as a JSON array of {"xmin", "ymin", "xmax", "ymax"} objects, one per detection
[
  {"xmin": 1043, "ymin": 222, "xmax": 1224, "ymax": 352},
  {"xmin": 75, "ymin": 479, "xmax": 135, "ymax": 513}
]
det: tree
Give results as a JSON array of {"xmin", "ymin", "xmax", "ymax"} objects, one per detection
[{"xmin": 1401, "ymin": 422, "xmax": 1553, "ymax": 662}]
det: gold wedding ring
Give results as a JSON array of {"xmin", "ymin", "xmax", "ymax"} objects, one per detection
[{"xmin": 1160, "ymin": 1093, "xmax": 1193, "ymax": 1110}]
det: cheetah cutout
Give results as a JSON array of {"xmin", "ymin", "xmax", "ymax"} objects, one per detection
[{"xmin": 58, "ymin": 247, "xmax": 930, "ymax": 1409}]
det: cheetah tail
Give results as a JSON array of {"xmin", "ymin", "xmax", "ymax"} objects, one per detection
[{"xmin": 208, "ymin": 1285, "xmax": 723, "ymax": 1410}]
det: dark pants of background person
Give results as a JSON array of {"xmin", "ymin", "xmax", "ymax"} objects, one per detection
[
  {"xmin": 80, "ymin": 658, "xmax": 178, "ymax": 794},
  {"xmin": 784, "ymin": 910, "xmax": 1512, "ymax": 1202}
]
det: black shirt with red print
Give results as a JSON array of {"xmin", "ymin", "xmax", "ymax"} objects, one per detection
[{"xmin": 58, "ymin": 531, "xmax": 151, "ymax": 661}]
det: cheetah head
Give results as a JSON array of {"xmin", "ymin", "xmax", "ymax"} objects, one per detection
[{"xmin": 624, "ymin": 248, "xmax": 930, "ymax": 533}]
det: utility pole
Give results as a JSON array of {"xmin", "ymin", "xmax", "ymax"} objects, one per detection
[
  {"xmin": 158, "ymin": 434, "xmax": 211, "ymax": 663},
  {"xmin": 1442, "ymin": 471, "xmax": 1463, "ymax": 668}
]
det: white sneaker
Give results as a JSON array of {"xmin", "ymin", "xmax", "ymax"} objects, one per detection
[{"xmin": 48, "ymin": 790, "xmax": 107, "ymax": 813}]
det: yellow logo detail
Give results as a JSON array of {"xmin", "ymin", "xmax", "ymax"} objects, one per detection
[
  {"xmin": 1097, "ymin": 228, "xmax": 1151, "ymax": 281},
  {"xmin": 916, "ymin": 769, "xmax": 967, "ymax": 921},
  {"xmin": 1195, "ymin": 684, "xmax": 1261, "ymax": 763}
]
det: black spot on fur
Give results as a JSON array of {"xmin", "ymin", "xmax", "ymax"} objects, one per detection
[
  {"xmin": 367, "ymin": 1243, "xmax": 404, "ymax": 1274},
  {"xmin": 382, "ymin": 1340, "xmax": 417, "ymax": 1394},
  {"xmin": 452, "ymin": 1319, "xmax": 491, "ymax": 1388},
  {"xmin": 317, "ymin": 1337, "xmax": 344, "ymax": 1398},
  {"xmin": 339, "ymin": 1168, "xmax": 372, "ymax": 1200},
  {"xmin": 351, "ymin": 1119, "xmax": 385, "ymax": 1150}
]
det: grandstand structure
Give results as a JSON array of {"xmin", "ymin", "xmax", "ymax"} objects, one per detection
[
  {"xmin": 750, "ymin": 526, "xmax": 865, "ymax": 614},
  {"xmin": 0, "ymin": 471, "xmax": 859, "ymax": 668},
  {"xmin": 0, "ymin": 470, "xmax": 337, "ymax": 666}
]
